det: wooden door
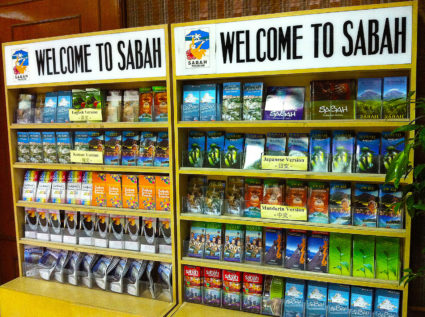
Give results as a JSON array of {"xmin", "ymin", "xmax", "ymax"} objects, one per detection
[{"xmin": 0, "ymin": 0, "xmax": 122, "ymax": 283}]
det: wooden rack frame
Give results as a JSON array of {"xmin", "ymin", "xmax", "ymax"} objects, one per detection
[
  {"xmin": 1, "ymin": 25, "xmax": 177, "ymax": 317},
  {"xmin": 171, "ymin": 2, "xmax": 418, "ymax": 316}
]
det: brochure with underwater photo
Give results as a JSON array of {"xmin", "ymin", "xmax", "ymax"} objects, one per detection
[
  {"xmin": 381, "ymin": 131, "xmax": 405, "ymax": 174},
  {"xmin": 206, "ymin": 131, "xmax": 225, "ymax": 168},
  {"xmin": 356, "ymin": 132, "xmax": 380, "ymax": 173},
  {"xmin": 309, "ymin": 130, "xmax": 331, "ymax": 172},
  {"xmin": 223, "ymin": 133, "xmax": 244, "ymax": 168},
  {"xmin": 332, "ymin": 130, "xmax": 355, "ymax": 173},
  {"xmin": 187, "ymin": 131, "xmax": 206, "ymax": 167}
]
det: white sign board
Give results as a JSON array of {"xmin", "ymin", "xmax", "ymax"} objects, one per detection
[
  {"xmin": 174, "ymin": 6, "xmax": 412, "ymax": 76},
  {"xmin": 4, "ymin": 28, "xmax": 166, "ymax": 86}
]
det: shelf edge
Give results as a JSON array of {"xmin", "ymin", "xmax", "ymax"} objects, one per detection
[
  {"xmin": 179, "ymin": 213, "xmax": 407, "ymax": 238},
  {"xmin": 16, "ymin": 201, "xmax": 172, "ymax": 218},
  {"xmin": 180, "ymin": 257, "xmax": 404, "ymax": 290},
  {"xmin": 20, "ymin": 239, "xmax": 173, "ymax": 262}
]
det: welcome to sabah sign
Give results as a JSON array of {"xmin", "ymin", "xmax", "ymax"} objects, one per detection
[
  {"xmin": 4, "ymin": 27, "xmax": 166, "ymax": 86},
  {"xmin": 174, "ymin": 5, "xmax": 412, "ymax": 76}
]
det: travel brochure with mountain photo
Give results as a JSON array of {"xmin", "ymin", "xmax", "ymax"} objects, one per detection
[
  {"xmin": 356, "ymin": 78, "xmax": 382, "ymax": 119},
  {"xmin": 353, "ymin": 183, "xmax": 378, "ymax": 227},
  {"xmin": 382, "ymin": 76, "xmax": 408, "ymax": 119}
]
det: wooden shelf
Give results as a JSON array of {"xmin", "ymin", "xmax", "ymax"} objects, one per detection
[
  {"xmin": 16, "ymin": 201, "xmax": 172, "ymax": 218},
  {"xmin": 10, "ymin": 122, "xmax": 168, "ymax": 130},
  {"xmin": 180, "ymin": 257, "xmax": 403, "ymax": 290},
  {"xmin": 173, "ymin": 302, "xmax": 258, "ymax": 317},
  {"xmin": 6, "ymin": 76, "xmax": 167, "ymax": 89},
  {"xmin": 20, "ymin": 238, "xmax": 172, "ymax": 262},
  {"xmin": 177, "ymin": 119, "xmax": 410, "ymax": 130},
  {"xmin": 0, "ymin": 277, "xmax": 174, "ymax": 317},
  {"xmin": 179, "ymin": 213, "xmax": 407, "ymax": 238},
  {"xmin": 174, "ymin": 63, "xmax": 412, "ymax": 81},
  {"xmin": 177, "ymin": 167, "xmax": 411, "ymax": 184},
  {"xmin": 13, "ymin": 163, "xmax": 170, "ymax": 174}
]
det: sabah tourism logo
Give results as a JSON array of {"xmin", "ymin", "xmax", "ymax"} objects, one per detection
[
  {"xmin": 12, "ymin": 49, "xmax": 29, "ymax": 81},
  {"xmin": 184, "ymin": 28, "xmax": 210, "ymax": 69}
]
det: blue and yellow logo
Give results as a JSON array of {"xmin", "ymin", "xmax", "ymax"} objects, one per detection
[
  {"xmin": 12, "ymin": 49, "xmax": 29, "ymax": 75},
  {"xmin": 185, "ymin": 29, "xmax": 209, "ymax": 68}
]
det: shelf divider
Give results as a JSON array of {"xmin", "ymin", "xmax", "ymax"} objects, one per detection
[
  {"xmin": 181, "ymin": 257, "xmax": 403, "ymax": 290},
  {"xmin": 13, "ymin": 163, "xmax": 170, "ymax": 174},
  {"xmin": 20, "ymin": 238, "xmax": 172, "ymax": 262},
  {"xmin": 16, "ymin": 201, "xmax": 172, "ymax": 218},
  {"xmin": 179, "ymin": 213, "xmax": 407, "ymax": 238}
]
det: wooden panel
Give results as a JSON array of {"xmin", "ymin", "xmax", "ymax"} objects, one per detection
[
  {"xmin": 0, "ymin": 0, "xmax": 122, "ymax": 284},
  {"xmin": 11, "ymin": 15, "xmax": 81, "ymax": 40}
]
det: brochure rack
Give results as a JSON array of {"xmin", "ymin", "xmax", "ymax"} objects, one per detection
[
  {"xmin": 172, "ymin": 2, "xmax": 417, "ymax": 316},
  {"xmin": 1, "ymin": 26, "xmax": 176, "ymax": 317}
]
